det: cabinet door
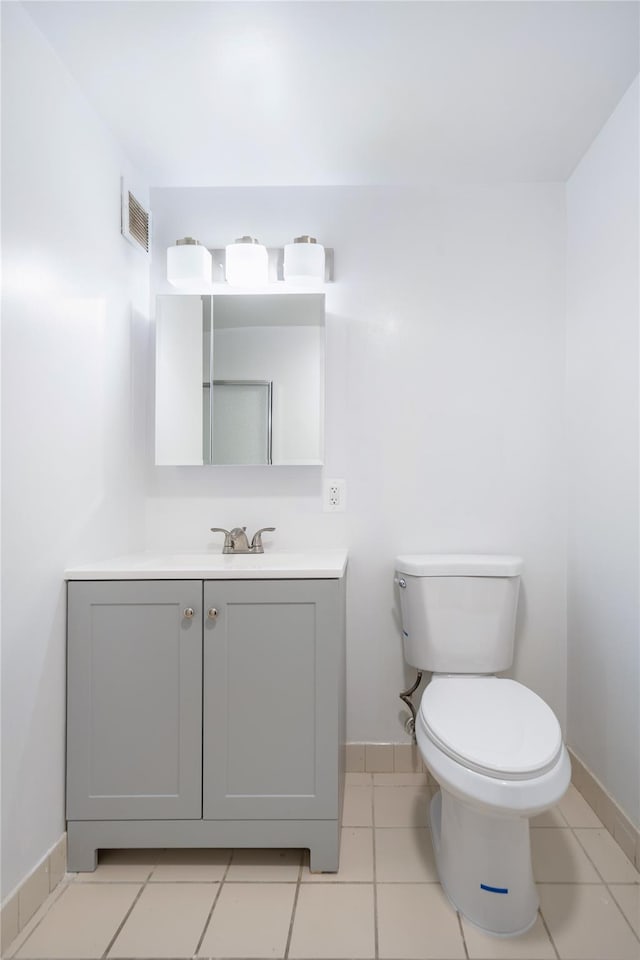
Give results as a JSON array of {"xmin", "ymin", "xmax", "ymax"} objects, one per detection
[
  {"xmin": 67, "ymin": 580, "xmax": 202, "ymax": 820},
  {"xmin": 203, "ymin": 579, "xmax": 342, "ymax": 820}
]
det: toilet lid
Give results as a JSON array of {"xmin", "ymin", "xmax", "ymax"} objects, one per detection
[{"xmin": 420, "ymin": 677, "xmax": 563, "ymax": 780}]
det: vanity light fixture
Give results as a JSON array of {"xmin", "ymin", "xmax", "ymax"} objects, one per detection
[
  {"xmin": 283, "ymin": 236, "xmax": 326, "ymax": 285},
  {"xmin": 167, "ymin": 237, "xmax": 212, "ymax": 289},
  {"xmin": 225, "ymin": 236, "xmax": 269, "ymax": 287}
]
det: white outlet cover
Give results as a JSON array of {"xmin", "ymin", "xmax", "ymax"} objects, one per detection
[{"xmin": 324, "ymin": 478, "xmax": 346, "ymax": 512}]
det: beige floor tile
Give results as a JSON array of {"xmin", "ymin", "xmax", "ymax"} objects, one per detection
[
  {"xmin": 225, "ymin": 847, "xmax": 301, "ymax": 881},
  {"xmin": 377, "ymin": 883, "xmax": 465, "ymax": 959},
  {"xmin": 302, "ymin": 828, "xmax": 374, "ymax": 882},
  {"xmin": 374, "ymin": 785, "xmax": 430, "ymax": 827},
  {"xmin": 14, "ymin": 883, "xmax": 140, "ymax": 959},
  {"xmin": 4, "ymin": 883, "xmax": 69, "ymax": 959},
  {"xmin": 346, "ymin": 771, "xmax": 373, "ymax": 785},
  {"xmin": 539, "ymin": 883, "xmax": 640, "ymax": 959},
  {"xmin": 150, "ymin": 847, "xmax": 230, "ymax": 882},
  {"xmin": 198, "ymin": 882, "xmax": 295, "ymax": 958},
  {"xmin": 461, "ymin": 912, "xmax": 556, "ymax": 958},
  {"xmin": 289, "ymin": 883, "xmax": 375, "ymax": 958},
  {"xmin": 531, "ymin": 804, "xmax": 567, "ymax": 828},
  {"xmin": 531, "ymin": 828, "xmax": 600, "ymax": 883},
  {"xmin": 342, "ymin": 784, "xmax": 373, "ymax": 827},
  {"xmin": 559, "ymin": 785, "xmax": 604, "ymax": 828},
  {"xmin": 375, "ymin": 828, "xmax": 438, "ymax": 882},
  {"xmin": 609, "ymin": 884, "xmax": 640, "ymax": 938},
  {"xmin": 374, "ymin": 772, "xmax": 428, "ymax": 786},
  {"xmin": 73, "ymin": 848, "xmax": 160, "ymax": 883},
  {"xmin": 109, "ymin": 882, "xmax": 215, "ymax": 958},
  {"xmin": 574, "ymin": 829, "xmax": 640, "ymax": 884}
]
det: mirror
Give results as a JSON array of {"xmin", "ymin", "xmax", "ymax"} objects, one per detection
[{"xmin": 155, "ymin": 293, "xmax": 324, "ymax": 465}]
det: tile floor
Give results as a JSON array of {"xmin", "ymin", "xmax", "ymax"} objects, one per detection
[{"xmin": 4, "ymin": 775, "xmax": 639, "ymax": 960}]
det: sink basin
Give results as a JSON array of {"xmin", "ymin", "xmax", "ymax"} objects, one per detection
[{"xmin": 65, "ymin": 550, "xmax": 348, "ymax": 580}]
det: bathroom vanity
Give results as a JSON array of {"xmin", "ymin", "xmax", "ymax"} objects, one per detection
[{"xmin": 64, "ymin": 551, "xmax": 347, "ymax": 872}]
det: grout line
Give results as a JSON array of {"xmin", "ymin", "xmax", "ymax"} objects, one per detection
[
  {"xmin": 538, "ymin": 904, "xmax": 561, "ymax": 959},
  {"xmin": 568, "ymin": 824, "xmax": 609, "ymax": 884},
  {"xmin": 192, "ymin": 852, "xmax": 231, "ymax": 958},
  {"xmin": 282, "ymin": 849, "xmax": 303, "ymax": 959},
  {"xmin": 372, "ymin": 787, "xmax": 379, "ymax": 960},
  {"xmin": 101, "ymin": 866, "xmax": 154, "ymax": 959},
  {"xmin": 571, "ymin": 824, "xmax": 640, "ymax": 880},
  {"xmin": 604, "ymin": 882, "xmax": 640, "ymax": 945},
  {"xmin": 456, "ymin": 910, "xmax": 470, "ymax": 959}
]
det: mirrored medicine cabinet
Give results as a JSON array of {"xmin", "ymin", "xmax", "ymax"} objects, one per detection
[{"xmin": 155, "ymin": 293, "xmax": 325, "ymax": 466}]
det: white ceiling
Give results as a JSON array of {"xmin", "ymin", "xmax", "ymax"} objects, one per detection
[{"xmin": 23, "ymin": 1, "xmax": 640, "ymax": 187}]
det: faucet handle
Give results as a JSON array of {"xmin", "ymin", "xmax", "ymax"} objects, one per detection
[
  {"xmin": 210, "ymin": 527, "xmax": 232, "ymax": 551},
  {"xmin": 250, "ymin": 527, "xmax": 276, "ymax": 552}
]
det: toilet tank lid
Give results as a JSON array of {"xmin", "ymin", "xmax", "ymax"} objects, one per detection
[{"xmin": 395, "ymin": 554, "xmax": 523, "ymax": 577}]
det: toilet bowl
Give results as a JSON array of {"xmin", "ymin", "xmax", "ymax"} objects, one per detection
[
  {"xmin": 395, "ymin": 554, "xmax": 571, "ymax": 937},
  {"xmin": 416, "ymin": 675, "xmax": 570, "ymax": 937}
]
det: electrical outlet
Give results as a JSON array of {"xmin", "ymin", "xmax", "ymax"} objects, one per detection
[{"xmin": 324, "ymin": 478, "xmax": 346, "ymax": 512}]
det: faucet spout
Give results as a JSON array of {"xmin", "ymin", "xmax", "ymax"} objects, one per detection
[{"xmin": 229, "ymin": 527, "xmax": 250, "ymax": 552}]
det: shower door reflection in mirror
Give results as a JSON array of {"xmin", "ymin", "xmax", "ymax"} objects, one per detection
[
  {"xmin": 156, "ymin": 292, "xmax": 324, "ymax": 466},
  {"xmin": 208, "ymin": 380, "xmax": 272, "ymax": 465}
]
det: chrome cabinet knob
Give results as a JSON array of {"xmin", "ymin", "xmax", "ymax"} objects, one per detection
[
  {"xmin": 208, "ymin": 608, "xmax": 218, "ymax": 620},
  {"xmin": 183, "ymin": 607, "xmax": 195, "ymax": 619}
]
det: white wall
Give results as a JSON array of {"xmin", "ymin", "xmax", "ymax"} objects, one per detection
[
  {"xmin": 1, "ymin": 3, "xmax": 149, "ymax": 900},
  {"xmin": 566, "ymin": 77, "xmax": 640, "ymax": 828},
  {"xmin": 148, "ymin": 184, "xmax": 567, "ymax": 743}
]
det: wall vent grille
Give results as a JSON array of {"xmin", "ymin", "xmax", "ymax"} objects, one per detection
[{"xmin": 121, "ymin": 178, "xmax": 151, "ymax": 254}]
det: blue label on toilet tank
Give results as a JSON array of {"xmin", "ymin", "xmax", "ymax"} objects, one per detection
[{"xmin": 480, "ymin": 883, "xmax": 509, "ymax": 894}]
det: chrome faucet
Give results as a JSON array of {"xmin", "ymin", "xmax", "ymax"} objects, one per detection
[{"xmin": 211, "ymin": 526, "xmax": 276, "ymax": 554}]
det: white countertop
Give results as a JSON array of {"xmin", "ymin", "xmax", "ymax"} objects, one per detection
[{"xmin": 65, "ymin": 549, "xmax": 348, "ymax": 580}]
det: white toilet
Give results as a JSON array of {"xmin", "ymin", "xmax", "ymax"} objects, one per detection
[{"xmin": 395, "ymin": 554, "xmax": 571, "ymax": 937}]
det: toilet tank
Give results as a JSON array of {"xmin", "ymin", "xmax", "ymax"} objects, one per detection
[{"xmin": 395, "ymin": 555, "xmax": 523, "ymax": 673}]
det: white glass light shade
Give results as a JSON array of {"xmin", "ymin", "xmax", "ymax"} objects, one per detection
[
  {"xmin": 225, "ymin": 237, "xmax": 269, "ymax": 287},
  {"xmin": 167, "ymin": 239, "xmax": 212, "ymax": 289},
  {"xmin": 283, "ymin": 236, "xmax": 325, "ymax": 285}
]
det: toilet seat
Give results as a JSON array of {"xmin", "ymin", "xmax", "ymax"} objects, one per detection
[{"xmin": 420, "ymin": 676, "xmax": 562, "ymax": 781}]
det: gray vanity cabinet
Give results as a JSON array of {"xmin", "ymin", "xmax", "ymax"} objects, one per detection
[
  {"xmin": 203, "ymin": 579, "xmax": 340, "ymax": 820},
  {"xmin": 66, "ymin": 574, "xmax": 345, "ymax": 873},
  {"xmin": 66, "ymin": 580, "xmax": 203, "ymax": 821}
]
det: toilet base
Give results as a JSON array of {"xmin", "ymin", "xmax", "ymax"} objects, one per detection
[{"xmin": 429, "ymin": 790, "xmax": 538, "ymax": 937}]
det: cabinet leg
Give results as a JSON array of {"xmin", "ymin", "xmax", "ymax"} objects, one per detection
[
  {"xmin": 308, "ymin": 835, "xmax": 340, "ymax": 873},
  {"xmin": 66, "ymin": 824, "xmax": 98, "ymax": 873}
]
